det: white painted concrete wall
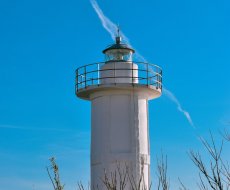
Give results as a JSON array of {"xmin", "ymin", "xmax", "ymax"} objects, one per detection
[
  {"xmin": 100, "ymin": 62, "xmax": 138, "ymax": 84},
  {"xmin": 90, "ymin": 89, "xmax": 150, "ymax": 189}
]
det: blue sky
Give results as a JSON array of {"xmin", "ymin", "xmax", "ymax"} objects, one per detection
[{"xmin": 0, "ymin": 0, "xmax": 230, "ymax": 189}]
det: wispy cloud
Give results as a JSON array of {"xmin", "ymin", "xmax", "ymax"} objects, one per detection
[
  {"xmin": 90, "ymin": 0, "xmax": 129, "ymax": 43},
  {"xmin": 163, "ymin": 88, "xmax": 195, "ymax": 128},
  {"xmin": 90, "ymin": 0, "xmax": 146, "ymax": 62},
  {"xmin": 0, "ymin": 124, "xmax": 73, "ymax": 132},
  {"xmin": 90, "ymin": 0, "xmax": 194, "ymax": 128}
]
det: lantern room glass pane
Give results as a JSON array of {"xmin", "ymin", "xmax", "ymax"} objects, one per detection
[{"xmin": 105, "ymin": 49, "xmax": 133, "ymax": 62}]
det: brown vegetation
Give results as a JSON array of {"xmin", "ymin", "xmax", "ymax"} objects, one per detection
[{"xmin": 47, "ymin": 130, "xmax": 230, "ymax": 190}]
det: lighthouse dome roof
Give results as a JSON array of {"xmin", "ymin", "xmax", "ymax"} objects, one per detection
[
  {"xmin": 102, "ymin": 36, "xmax": 135, "ymax": 54},
  {"xmin": 102, "ymin": 43, "xmax": 135, "ymax": 54}
]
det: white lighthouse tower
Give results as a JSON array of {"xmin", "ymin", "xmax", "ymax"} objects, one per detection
[{"xmin": 76, "ymin": 32, "xmax": 162, "ymax": 189}]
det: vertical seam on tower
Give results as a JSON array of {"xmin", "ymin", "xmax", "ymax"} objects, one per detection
[
  {"xmin": 147, "ymin": 99, "xmax": 150, "ymax": 187},
  {"xmin": 109, "ymin": 95, "xmax": 111, "ymax": 155},
  {"xmin": 132, "ymin": 86, "xmax": 140, "ymax": 184}
]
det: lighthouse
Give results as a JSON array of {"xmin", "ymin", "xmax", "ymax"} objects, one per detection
[{"xmin": 75, "ymin": 32, "xmax": 162, "ymax": 189}]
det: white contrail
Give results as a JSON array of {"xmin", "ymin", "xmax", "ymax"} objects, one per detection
[
  {"xmin": 90, "ymin": 0, "xmax": 147, "ymax": 63},
  {"xmin": 90, "ymin": 0, "xmax": 150, "ymax": 63},
  {"xmin": 89, "ymin": 0, "xmax": 194, "ymax": 128},
  {"xmin": 163, "ymin": 88, "xmax": 195, "ymax": 128},
  {"xmin": 90, "ymin": 0, "xmax": 130, "ymax": 44}
]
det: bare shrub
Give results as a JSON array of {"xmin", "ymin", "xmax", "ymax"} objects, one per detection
[
  {"xmin": 47, "ymin": 157, "xmax": 65, "ymax": 190},
  {"xmin": 101, "ymin": 160, "xmax": 151, "ymax": 190},
  {"xmin": 189, "ymin": 134, "xmax": 230, "ymax": 190},
  {"xmin": 157, "ymin": 154, "xmax": 169, "ymax": 190},
  {"xmin": 47, "ymin": 133, "xmax": 230, "ymax": 190}
]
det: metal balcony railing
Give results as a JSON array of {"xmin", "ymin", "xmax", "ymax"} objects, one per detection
[{"xmin": 75, "ymin": 62, "xmax": 162, "ymax": 92}]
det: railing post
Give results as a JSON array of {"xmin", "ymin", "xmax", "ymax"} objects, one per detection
[
  {"xmin": 97, "ymin": 63, "xmax": 100, "ymax": 85},
  {"xmin": 114, "ymin": 62, "xmax": 116, "ymax": 85},
  {"xmin": 157, "ymin": 73, "xmax": 159, "ymax": 89},
  {"xmin": 156, "ymin": 68, "xmax": 159, "ymax": 89},
  {"xmin": 147, "ymin": 63, "xmax": 149, "ymax": 86},
  {"xmin": 160, "ymin": 70, "xmax": 162, "ymax": 90},
  {"xmin": 76, "ymin": 69, "xmax": 78, "ymax": 92},
  {"xmin": 132, "ymin": 62, "xmax": 134, "ymax": 85},
  {"xmin": 84, "ymin": 66, "xmax": 87, "ymax": 89}
]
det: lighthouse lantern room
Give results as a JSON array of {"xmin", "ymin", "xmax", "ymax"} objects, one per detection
[{"xmin": 103, "ymin": 35, "xmax": 134, "ymax": 62}]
